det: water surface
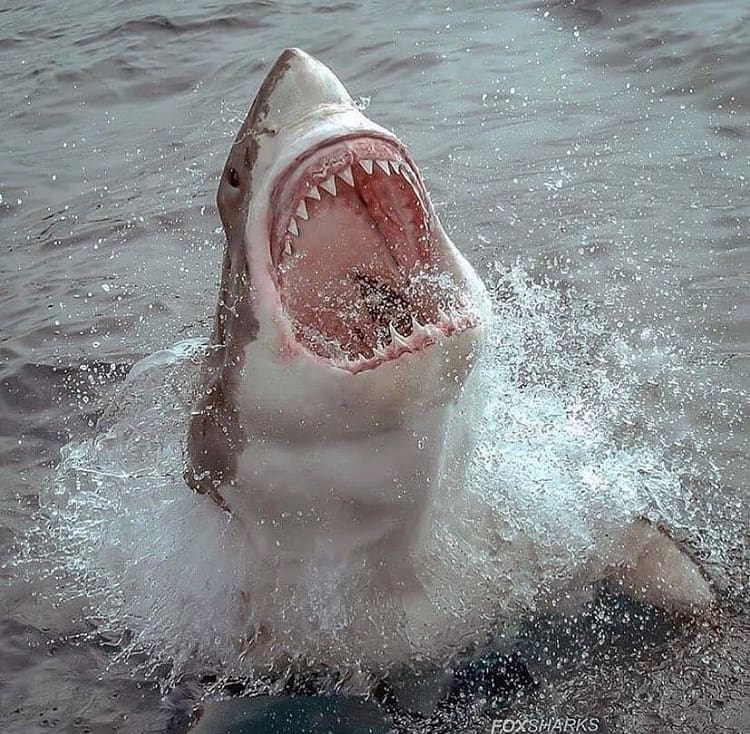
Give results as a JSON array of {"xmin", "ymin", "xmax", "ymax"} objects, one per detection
[{"xmin": 1, "ymin": 1, "xmax": 747, "ymax": 732}]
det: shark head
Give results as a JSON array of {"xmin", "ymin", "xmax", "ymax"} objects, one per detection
[{"xmin": 211, "ymin": 49, "xmax": 490, "ymax": 431}]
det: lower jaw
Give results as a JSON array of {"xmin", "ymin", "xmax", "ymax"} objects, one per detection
[
  {"xmin": 278, "ymin": 282, "xmax": 479, "ymax": 374},
  {"xmin": 236, "ymin": 316, "xmax": 484, "ymax": 437},
  {"xmin": 302, "ymin": 323, "xmax": 485, "ymax": 408}
]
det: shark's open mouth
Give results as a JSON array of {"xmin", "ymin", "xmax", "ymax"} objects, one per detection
[{"xmin": 271, "ymin": 135, "xmax": 476, "ymax": 373}]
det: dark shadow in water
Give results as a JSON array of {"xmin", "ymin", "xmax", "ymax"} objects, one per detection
[
  {"xmin": 170, "ymin": 587, "xmax": 682, "ymax": 733},
  {"xmin": 174, "ymin": 695, "xmax": 393, "ymax": 734}
]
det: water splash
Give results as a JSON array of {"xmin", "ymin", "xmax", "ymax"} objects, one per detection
[{"xmin": 17, "ymin": 268, "xmax": 713, "ymax": 690}]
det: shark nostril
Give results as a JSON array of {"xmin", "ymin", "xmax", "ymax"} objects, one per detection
[{"xmin": 227, "ymin": 167, "xmax": 240, "ymax": 188}]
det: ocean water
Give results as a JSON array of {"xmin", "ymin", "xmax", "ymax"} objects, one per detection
[{"xmin": 0, "ymin": 1, "xmax": 747, "ymax": 733}]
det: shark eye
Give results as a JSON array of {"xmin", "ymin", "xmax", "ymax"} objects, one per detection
[{"xmin": 227, "ymin": 167, "xmax": 240, "ymax": 188}]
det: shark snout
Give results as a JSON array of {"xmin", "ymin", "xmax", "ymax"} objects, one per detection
[{"xmin": 255, "ymin": 48, "xmax": 354, "ymax": 133}]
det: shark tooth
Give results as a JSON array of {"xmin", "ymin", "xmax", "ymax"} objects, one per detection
[
  {"xmin": 376, "ymin": 160, "xmax": 391, "ymax": 175},
  {"xmin": 287, "ymin": 218, "xmax": 299, "ymax": 236},
  {"xmin": 320, "ymin": 176, "xmax": 337, "ymax": 197},
  {"xmin": 306, "ymin": 186, "xmax": 321, "ymax": 201},
  {"xmin": 411, "ymin": 315, "xmax": 427, "ymax": 336},
  {"xmin": 388, "ymin": 322, "xmax": 409, "ymax": 348},
  {"xmin": 295, "ymin": 200, "xmax": 309, "ymax": 221},
  {"xmin": 359, "ymin": 159, "xmax": 374, "ymax": 175},
  {"xmin": 389, "ymin": 160, "xmax": 401, "ymax": 174},
  {"xmin": 337, "ymin": 166, "xmax": 354, "ymax": 187},
  {"xmin": 283, "ymin": 240, "xmax": 293, "ymax": 256}
]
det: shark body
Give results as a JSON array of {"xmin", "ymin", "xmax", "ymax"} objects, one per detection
[{"xmin": 185, "ymin": 49, "xmax": 712, "ymax": 672}]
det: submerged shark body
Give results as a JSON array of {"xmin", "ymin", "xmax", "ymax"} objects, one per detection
[{"xmin": 185, "ymin": 49, "xmax": 712, "ymax": 672}]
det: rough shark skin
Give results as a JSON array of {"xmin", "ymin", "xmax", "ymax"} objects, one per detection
[{"xmin": 185, "ymin": 49, "xmax": 713, "ymax": 671}]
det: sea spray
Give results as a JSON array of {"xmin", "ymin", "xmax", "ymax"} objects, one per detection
[{"xmin": 18, "ymin": 268, "xmax": 701, "ymax": 689}]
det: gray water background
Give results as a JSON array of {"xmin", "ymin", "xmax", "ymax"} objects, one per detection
[{"xmin": 0, "ymin": 1, "xmax": 747, "ymax": 732}]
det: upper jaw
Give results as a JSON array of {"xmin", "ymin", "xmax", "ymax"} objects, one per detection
[{"xmin": 269, "ymin": 132, "xmax": 428, "ymax": 270}]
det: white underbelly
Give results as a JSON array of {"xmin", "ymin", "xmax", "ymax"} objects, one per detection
[{"xmin": 226, "ymin": 413, "xmax": 447, "ymax": 568}]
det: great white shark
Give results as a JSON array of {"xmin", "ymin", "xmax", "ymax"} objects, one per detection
[{"xmin": 184, "ymin": 48, "xmax": 712, "ymax": 673}]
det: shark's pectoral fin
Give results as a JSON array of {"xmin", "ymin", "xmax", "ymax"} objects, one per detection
[{"xmin": 606, "ymin": 518, "xmax": 714, "ymax": 615}]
